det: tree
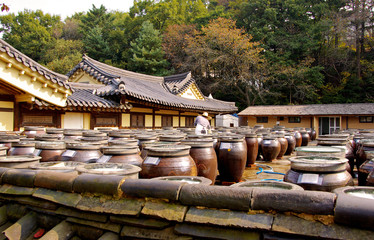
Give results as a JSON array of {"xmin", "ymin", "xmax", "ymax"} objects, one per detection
[
  {"xmin": 128, "ymin": 21, "xmax": 169, "ymax": 76},
  {"xmin": 0, "ymin": 10, "xmax": 60, "ymax": 61},
  {"xmin": 185, "ymin": 17, "xmax": 268, "ymax": 106}
]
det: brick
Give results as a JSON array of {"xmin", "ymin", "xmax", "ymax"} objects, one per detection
[
  {"xmin": 174, "ymin": 223, "xmax": 261, "ymax": 240},
  {"xmin": 110, "ymin": 215, "xmax": 171, "ymax": 229},
  {"xmin": 141, "ymin": 200, "xmax": 188, "ymax": 222},
  {"xmin": 185, "ymin": 207, "xmax": 273, "ymax": 231},
  {"xmin": 33, "ymin": 188, "xmax": 82, "ymax": 208},
  {"xmin": 76, "ymin": 196, "xmax": 144, "ymax": 216},
  {"xmin": 272, "ymin": 214, "xmax": 374, "ymax": 240}
]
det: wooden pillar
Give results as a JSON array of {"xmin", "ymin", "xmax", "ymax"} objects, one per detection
[{"xmin": 13, "ymin": 102, "xmax": 20, "ymax": 131}]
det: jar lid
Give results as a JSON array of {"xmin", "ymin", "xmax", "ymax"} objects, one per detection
[
  {"xmin": 181, "ymin": 139, "xmax": 214, "ymax": 148},
  {"xmin": 101, "ymin": 146, "xmax": 138, "ymax": 155},
  {"xmin": 76, "ymin": 163, "xmax": 141, "ymax": 175},
  {"xmin": 23, "ymin": 126, "xmax": 45, "ymax": 131},
  {"xmin": 46, "ymin": 128, "xmax": 64, "ymax": 134},
  {"xmin": 219, "ymin": 135, "xmax": 245, "ymax": 142},
  {"xmin": 82, "ymin": 131, "xmax": 107, "ymax": 137},
  {"xmin": 35, "ymin": 141, "xmax": 66, "ymax": 150},
  {"xmin": 66, "ymin": 142, "xmax": 102, "ymax": 150},
  {"xmin": 146, "ymin": 144, "xmax": 191, "ymax": 157},
  {"xmin": 12, "ymin": 141, "xmax": 35, "ymax": 147},
  {"xmin": 289, "ymin": 156, "xmax": 348, "ymax": 172}
]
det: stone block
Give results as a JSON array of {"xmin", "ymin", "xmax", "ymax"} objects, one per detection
[
  {"xmin": 76, "ymin": 196, "xmax": 144, "ymax": 215},
  {"xmin": 185, "ymin": 207, "xmax": 273, "ymax": 231},
  {"xmin": 174, "ymin": 223, "xmax": 261, "ymax": 240},
  {"xmin": 272, "ymin": 213, "xmax": 374, "ymax": 240},
  {"xmin": 73, "ymin": 174, "xmax": 125, "ymax": 196},
  {"xmin": 56, "ymin": 206, "xmax": 108, "ymax": 223},
  {"xmin": 1, "ymin": 169, "xmax": 36, "ymax": 188},
  {"xmin": 67, "ymin": 217, "xmax": 122, "ymax": 233},
  {"xmin": 251, "ymin": 189, "xmax": 336, "ymax": 215},
  {"xmin": 34, "ymin": 170, "xmax": 78, "ymax": 192},
  {"xmin": 121, "ymin": 179, "xmax": 186, "ymax": 201},
  {"xmin": 110, "ymin": 215, "xmax": 171, "ymax": 229},
  {"xmin": 141, "ymin": 200, "xmax": 188, "ymax": 222},
  {"xmin": 33, "ymin": 188, "xmax": 82, "ymax": 208},
  {"xmin": 179, "ymin": 184, "xmax": 252, "ymax": 211},
  {"xmin": 0, "ymin": 184, "xmax": 35, "ymax": 195},
  {"xmin": 334, "ymin": 192, "xmax": 374, "ymax": 230},
  {"xmin": 40, "ymin": 221, "xmax": 75, "ymax": 240},
  {"xmin": 121, "ymin": 225, "xmax": 192, "ymax": 240}
]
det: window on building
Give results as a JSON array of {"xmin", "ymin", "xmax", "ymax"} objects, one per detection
[
  {"xmin": 162, "ymin": 115, "xmax": 173, "ymax": 127},
  {"xmin": 277, "ymin": 117, "xmax": 284, "ymax": 121},
  {"xmin": 288, "ymin": 117, "xmax": 301, "ymax": 123},
  {"xmin": 359, "ymin": 116, "xmax": 373, "ymax": 123},
  {"xmin": 94, "ymin": 114, "xmax": 118, "ymax": 127},
  {"xmin": 185, "ymin": 117, "xmax": 195, "ymax": 127},
  {"xmin": 256, "ymin": 117, "xmax": 268, "ymax": 123},
  {"xmin": 131, "ymin": 113, "xmax": 145, "ymax": 128}
]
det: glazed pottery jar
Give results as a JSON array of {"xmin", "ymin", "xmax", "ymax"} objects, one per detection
[
  {"xmin": 230, "ymin": 180, "xmax": 304, "ymax": 190},
  {"xmin": 181, "ymin": 139, "xmax": 218, "ymax": 183},
  {"xmin": 59, "ymin": 142, "xmax": 102, "ymax": 163},
  {"xmin": 140, "ymin": 145, "xmax": 197, "ymax": 179},
  {"xmin": 300, "ymin": 130, "xmax": 310, "ymax": 146},
  {"xmin": 261, "ymin": 137, "xmax": 281, "ymax": 162},
  {"xmin": 284, "ymin": 133, "xmax": 296, "ymax": 155},
  {"xmin": 63, "ymin": 129, "xmax": 83, "ymax": 140},
  {"xmin": 0, "ymin": 155, "xmax": 41, "ymax": 168},
  {"xmin": 285, "ymin": 156, "xmax": 353, "ymax": 192},
  {"xmin": 358, "ymin": 157, "xmax": 374, "ymax": 186},
  {"xmin": 244, "ymin": 133, "xmax": 258, "ymax": 166},
  {"xmin": 35, "ymin": 141, "xmax": 66, "ymax": 162},
  {"xmin": 217, "ymin": 135, "xmax": 247, "ymax": 182},
  {"xmin": 22, "ymin": 126, "xmax": 45, "ymax": 138},
  {"xmin": 99, "ymin": 146, "xmax": 143, "ymax": 167},
  {"xmin": 76, "ymin": 163, "xmax": 141, "ymax": 178},
  {"xmin": 293, "ymin": 130, "xmax": 302, "ymax": 148},
  {"xmin": 8, "ymin": 141, "xmax": 36, "ymax": 156},
  {"xmin": 275, "ymin": 134, "xmax": 288, "ymax": 159}
]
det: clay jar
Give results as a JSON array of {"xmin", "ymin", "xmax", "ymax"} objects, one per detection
[
  {"xmin": 217, "ymin": 135, "xmax": 247, "ymax": 182},
  {"xmin": 300, "ymin": 130, "xmax": 310, "ymax": 146},
  {"xmin": 358, "ymin": 157, "xmax": 374, "ymax": 186},
  {"xmin": 256, "ymin": 134, "xmax": 263, "ymax": 160},
  {"xmin": 244, "ymin": 133, "xmax": 258, "ymax": 166},
  {"xmin": 140, "ymin": 145, "xmax": 197, "ymax": 179},
  {"xmin": 285, "ymin": 156, "xmax": 353, "ymax": 192},
  {"xmin": 108, "ymin": 130, "xmax": 132, "ymax": 140},
  {"xmin": 284, "ymin": 133, "xmax": 296, "ymax": 155},
  {"xmin": 59, "ymin": 142, "xmax": 102, "ymax": 163},
  {"xmin": 356, "ymin": 141, "xmax": 374, "ymax": 169},
  {"xmin": 367, "ymin": 170, "xmax": 374, "ymax": 186},
  {"xmin": 181, "ymin": 139, "xmax": 218, "ymax": 184},
  {"xmin": 8, "ymin": 141, "xmax": 36, "ymax": 156},
  {"xmin": 275, "ymin": 134, "xmax": 288, "ymax": 159},
  {"xmin": 63, "ymin": 129, "xmax": 83, "ymax": 140},
  {"xmin": 293, "ymin": 130, "xmax": 302, "ymax": 148},
  {"xmin": 136, "ymin": 134, "xmax": 158, "ymax": 150},
  {"xmin": 261, "ymin": 136, "xmax": 281, "ymax": 162},
  {"xmin": 35, "ymin": 141, "xmax": 66, "ymax": 162},
  {"xmin": 45, "ymin": 128, "xmax": 64, "ymax": 139},
  {"xmin": 22, "ymin": 126, "xmax": 45, "ymax": 138},
  {"xmin": 0, "ymin": 135, "xmax": 20, "ymax": 150},
  {"xmin": 99, "ymin": 146, "xmax": 143, "ymax": 167}
]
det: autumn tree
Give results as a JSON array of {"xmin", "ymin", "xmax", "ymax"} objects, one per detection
[{"xmin": 185, "ymin": 17, "xmax": 269, "ymax": 107}]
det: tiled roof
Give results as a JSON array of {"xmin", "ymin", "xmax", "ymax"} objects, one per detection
[
  {"xmin": 238, "ymin": 103, "xmax": 374, "ymax": 116},
  {"xmin": 0, "ymin": 39, "xmax": 70, "ymax": 89},
  {"xmin": 68, "ymin": 56, "xmax": 237, "ymax": 113}
]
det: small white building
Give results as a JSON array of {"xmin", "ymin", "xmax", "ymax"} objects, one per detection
[{"xmin": 215, "ymin": 114, "xmax": 239, "ymax": 127}]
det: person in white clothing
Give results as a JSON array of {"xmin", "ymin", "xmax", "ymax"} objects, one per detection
[{"xmin": 194, "ymin": 112, "xmax": 211, "ymax": 135}]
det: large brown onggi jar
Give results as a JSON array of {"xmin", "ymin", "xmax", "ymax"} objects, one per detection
[
  {"xmin": 244, "ymin": 133, "xmax": 258, "ymax": 166},
  {"xmin": 35, "ymin": 134, "xmax": 62, "ymax": 142},
  {"xmin": 284, "ymin": 133, "xmax": 296, "ymax": 155},
  {"xmin": 22, "ymin": 126, "xmax": 45, "ymax": 138},
  {"xmin": 140, "ymin": 145, "xmax": 197, "ymax": 178},
  {"xmin": 35, "ymin": 141, "xmax": 66, "ymax": 162},
  {"xmin": 293, "ymin": 130, "xmax": 302, "ymax": 147},
  {"xmin": 300, "ymin": 130, "xmax": 310, "ymax": 146},
  {"xmin": 356, "ymin": 141, "xmax": 374, "ymax": 169},
  {"xmin": 8, "ymin": 141, "xmax": 36, "ymax": 156},
  {"xmin": 136, "ymin": 134, "xmax": 158, "ymax": 150},
  {"xmin": 108, "ymin": 130, "xmax": 132, "ymax": 140},
  {"xmin": 99, "ymin": 146, "xmax": 143, "ymax": 167},
  {"xmin": 0, "ymin": 136, "xmax": 20, "ymax": 152},
  {"xmin": 45, "ymin": 128, "xmax": 64, "ymax": 139},
  {"xmin": 181, "ymin": 139, "xmax": 217, "ymax": 184},
  {"xmin": 261, "ymin": 137, "xmax": 281, "ymax": 162},
  {"xmin": 284, "ymin": 156, "xmax": 353, "ymax": 192},
  {"xmin": 358, "ymin": 157, "xmax": 374, "ymax": 186},
  {"xmin": 366, "ymin": 170, "xmax": 374, "ymax": 186},
  {"xmin": 275, "ymin": 134, "xmax": 288, "ymax": 159},
  {"xmin": 217, "ymin": 135, "xmax": 247, "ymax": 182},
  {"xmin": 63, "ymin": 129, "xmax": 83, "ymax": 140},
  {"xmin": 59, "ymin": 142, "xmax": 102, "ymax": 163}
]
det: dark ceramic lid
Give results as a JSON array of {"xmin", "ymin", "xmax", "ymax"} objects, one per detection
[
  {"xmin": 35, "ymin": 134, "xmax": 62, "ymax": 141},
  {"xmin": 82, "ymin": 131, "xmax": 107, "ymax": 137},
  {"xmin": 63, "ymin": 130, "xmax": 83, "ymax": 136},
  {"xmin": 109, "ymin": 130, "xmax": 133, "ymax": 138},
  {"xmin": 35, "ymin": 141, "xmax": 66, "ymax": 150},
  {"xmin": 219, "ymin": 135, "xmax": 245, "ymax": 142},
  {"xmin": 136, "ymin": 134, "xmax": 158, "ymax": 140},
  {"xmin": 244, "ymin": 133, "xmax": 257, "ymax": 138},
  {"xmin": 0, "ymin": 155, "xmax": 41, "ymax": 162},
  {"xmin": 230, "ymin": 180, "xmax": 304, "ymax": 190},
  {"xmin": 23, "ymin": 126, "xmax": 45, "ymax": 131},
  {"xmin": 109, "ymin": 139, "xmax": 138, "ymax": 146},
  {"xmin": 76, "ymin": 163, "xmax": 141, "ymax": 175},
  {"xmin": 181, "ymin": 139, "xmax": 214, "ymax": 148},
  {"xmin": 46, "ymin": 128, "xmax": 64, "ymax": 134},
  {"xmin": 289, "ymin": 155, "xmax": 348, "ymax": 172},
  {"xmin": 159, "ymin": 135, "xmax": 185, "ymax": 142},
  {"xmin": 29, "ymin": 161, "xmax": 84, "ymax": 170},
  {"xmin": 152, "ymin": 176, "xmax": 212, "ymax": 185},
  {"xmin": 66, "ymin": 142, "xmax": 102, "ymax": 150},
  {"xmin": 12, "ymin": 141, "xmax": 35, "ymax": 147}
]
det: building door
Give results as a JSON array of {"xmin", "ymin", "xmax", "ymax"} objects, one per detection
[{"xmin": 319, "ymin": 117, "xmax": 340, "ymax": 135}]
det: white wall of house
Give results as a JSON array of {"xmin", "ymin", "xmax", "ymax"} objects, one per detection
[
  {"xmin": 216, "ymin": 114, "xmax": 238, "ymax": 127},
  {"xmin": 63, "ymin": 112, "xmax": 84, "ymax": 129}
]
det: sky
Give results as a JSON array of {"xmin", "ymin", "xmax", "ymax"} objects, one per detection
[{"xmin": 5, "ymin": 0, "xmax": 134, "ymax": 19}]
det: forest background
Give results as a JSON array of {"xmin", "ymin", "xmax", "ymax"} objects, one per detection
[{"xmin": 0, "ymin": 0, "xmax": 373, "ymax": 111}]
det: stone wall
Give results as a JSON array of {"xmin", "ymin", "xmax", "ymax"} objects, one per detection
[{"xmin": 0, "ymin": 168, "xmax": 372, "ymax": 239}]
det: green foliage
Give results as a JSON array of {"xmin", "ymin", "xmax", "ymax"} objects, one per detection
[{"xmin": 128, "ymin": 21, "xmax": 169, "ymax": 76}]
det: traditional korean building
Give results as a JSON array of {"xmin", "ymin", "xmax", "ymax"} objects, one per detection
[
  {"xmin": 238, "ymin": 104, "xmax": 374, "ymax": 135},
  {"xmin": 0, "ymin": 39, "xmax": 237, "ymax": 131}
]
